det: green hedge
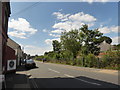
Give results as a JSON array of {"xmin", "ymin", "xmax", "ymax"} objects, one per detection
[{"xmin": 35, "ymin": 51, "xmax": 120, "ymax": 70}]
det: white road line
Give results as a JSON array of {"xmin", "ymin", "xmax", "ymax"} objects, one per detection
[
  {"xmin": 48, "ymin": 68, "xmax": 60, "ymax": 73},
  {"xmin": 64, "ymin": 74, "xmax": 74, "ymax": 78},
  {"xmin": 64, "ymin": 74, "xmax": 101, "ymax": 86}
]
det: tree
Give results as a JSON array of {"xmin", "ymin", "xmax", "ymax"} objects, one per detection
[
  {"xmin": 113, "ymin": 44, "xmax": 120, "ymax": 50},
  {"xmin": 44, "ymin": 52, "xmax": 49, "ymax": 55},
  {"xmin": 79, "ymin": 24, "xmax": 103, "ymax": 55},
  {"xmin": 99, "ymin": 36, "xmax": 112, "ymax": 44},
  {"xmin": 61, "ymin": 29, "xmax": 82, "ymax": 59},
  {"xmin": 52, "ymin": 40, "xmax": 61, "ymax": 52}
]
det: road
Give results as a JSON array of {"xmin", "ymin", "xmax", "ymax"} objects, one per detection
[{"xmin": 27, "ymin": 61, "xmax": 119, "ymax": 88}]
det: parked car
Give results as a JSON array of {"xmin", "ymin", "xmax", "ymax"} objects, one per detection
[
  {"xmin": 21, "ymin": 59, "xmax": 26, "ymax": 65},
  {"xmin": 25, "ymin": 59, "xmax": 36, "ymax": 69}
]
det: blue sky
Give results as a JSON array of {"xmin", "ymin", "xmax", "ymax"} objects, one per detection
[{"xmin": 8, "ymin": 1, "xmax": 119, "ymax": 55}]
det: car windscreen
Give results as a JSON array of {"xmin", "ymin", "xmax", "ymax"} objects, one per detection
[{"xmin": 26, "ymin": 59, "xmax": 34, "ymax": 63}]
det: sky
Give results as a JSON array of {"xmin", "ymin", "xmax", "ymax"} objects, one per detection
[{"xmin": 8, "ymin": 1, "xmax": 119, "ymax": 56}]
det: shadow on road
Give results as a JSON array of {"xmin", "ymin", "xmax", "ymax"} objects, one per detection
[
  {"xmin": 29, "ymin": 76, "xmax": 120, "ymax": 89},
  {"xmin": 5, "ymin": 73, "xmax": 30, "ymax": 89},
  {"xmin": 16, "ymin": 65, "xmax": 39, "ymax": 72}
]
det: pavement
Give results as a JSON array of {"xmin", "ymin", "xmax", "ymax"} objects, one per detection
[{"xmin": 5, "ymin": 65, "xmax": 31, "ymax": 90}]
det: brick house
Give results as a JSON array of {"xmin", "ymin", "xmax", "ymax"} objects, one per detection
[
  {"xmin": 7, "ymin": 38, "xmax": 24, "ymax": 66},
  {"xmin": 0, "ymin": 1, "xmax": 11, "ymax": 74}
]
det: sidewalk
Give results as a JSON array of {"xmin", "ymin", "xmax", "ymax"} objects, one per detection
[{"xmin": 5, "ymin": 65, "xmax": 31, "ymax": 89}]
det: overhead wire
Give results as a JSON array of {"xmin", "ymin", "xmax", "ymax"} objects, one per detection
[{"xmin": 11, "ymin": 2, "xmax": 40, "ymax": 17}]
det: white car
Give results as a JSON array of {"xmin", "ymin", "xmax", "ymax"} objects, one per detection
[{"xmin": 25, "ymin": 59, "xmax": 36, "ymax": 69}]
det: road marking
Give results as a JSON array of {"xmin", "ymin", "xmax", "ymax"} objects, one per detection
[
  {"xmin": 64, "ymin": 74, "xmax": 74, "ymax": 78},
  {"xmin": 48, "ymin": 68, "xmax": 60, "ymax": 73},
  {"xmin": 64, "ymin": 74, "xmax": 101, "ymax": 86}
]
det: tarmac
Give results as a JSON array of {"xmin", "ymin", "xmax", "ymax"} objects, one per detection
[
  {"xmin": 4, "ymin": 63, "xmax": 119, "ymax": 89},
  {"xmin": 5, "ymin": 65, "xmax": 31, "ymax": 90}
]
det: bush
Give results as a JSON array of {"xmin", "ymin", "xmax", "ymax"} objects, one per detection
[
  {"xmin": 83, "ymin": 54, "xmax": 97, "ymax": 68},
  {"xmin": 100, "ymin": 51, "xmax": 120, "ymax": 70}
]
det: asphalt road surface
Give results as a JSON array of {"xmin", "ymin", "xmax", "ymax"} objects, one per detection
[{"xmin": 27, "ymin": 61, "xmax": 119, "ymax": 88}]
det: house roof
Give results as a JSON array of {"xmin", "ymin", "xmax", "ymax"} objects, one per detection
[{"xmin": 7, "ymin": 38, "xmax": 21, "ymax": 50}]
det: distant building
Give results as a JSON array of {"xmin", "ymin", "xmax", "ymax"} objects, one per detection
[
  {"xmin": 98, "ymin": 40, "xmax": 111, "ymax": 52},
  {"xmin": 7, "ymin": 38, "xmax": 24, "ymax": 66}
]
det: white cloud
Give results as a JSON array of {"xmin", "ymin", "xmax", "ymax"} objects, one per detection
[
  {"xmin": 43, "ymin": 29, "xmax": 48, "ymax": 32},
  {"xmin": 81, "ymin": 0, "xmax": 109, "ymax": 3},
  {"xmin": 8, "ymin": 18, "xmax": 37, "ymax": 39},
  {"xmin": 52, "ymin": 21, "xmax": 72, "ymax": 32},
  {"xmin": 59, "ymin": 9, "xmax": 63, "ymax": 11},
  {"xmin": 111, "ymin": 26, "xmax": 119, "ymax": 33},
  {"xmin": 52, "ymin": 12, "xmax": 96, "ymax": 33},
  {"xmin": 98, "ymin": 26, "xmax": 119, "ymax": 34},
  {"xmin": 52, "ymin": 21, "xmax": 85, "ymax": 32},
  {"xmin": 111, "ymin": 36, "xmax": 120, "ymax": 45},
  {"xmin": 24, "ymin": 38, "xmax": 61, "ymax": 55},
  {"xmin": 98, "ymin": 26, "xmax": 111, "ymax": 34},
  {"xmin": 69, "ymin": 12, "xmax": 97, "ymax": 22},
  {"xmin": 8, "ymin": 31, "xmax": 27, "ymax": 39},
  {"xmin": 51, "ymin": 29, "xmax": 64, "ymax": 34},
  {"xmin": 24, "ymin": 45, "xmax": 52, "ymax": 55},
  {"xmin": 45, "ymin": 38, "xmax": 60, "ymax": 45},
  {"xmin": 49, "ymin": 34, "xmax": 60, "ymax": 37},
  {"xmin": 53, "ymin": 12, "xmax": 70, "ymax": 21}
]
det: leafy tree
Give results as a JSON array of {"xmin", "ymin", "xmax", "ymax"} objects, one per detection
[
  {"xmin": 52, "ymin": 40, "xmax": 61, "ymax": 52},
  {"xmin": 61, "ymin": 29, "xmax": 82, "ymax": 59},
  {"xmin": 79, "ymin": 24, "xmax": 103, "ymax": 55},
  {"xmin": 112, "ymin": 44, "xmax": 120, "ymax": 50},
  {"xmin": 44, "ymin": 52, "xmax": 49, "ymax": 55},
  {"xmin": 99, "ymin": 36, "xmax": 112, "ymax": 44}
]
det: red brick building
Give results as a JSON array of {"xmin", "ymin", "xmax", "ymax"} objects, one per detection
[{"xmin": 0, "ymin": 1, "xmax": 16, "ymax": 74}]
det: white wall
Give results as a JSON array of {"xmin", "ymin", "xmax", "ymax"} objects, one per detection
[{"xmin": 98, "ymin": 41, "xmax": 111, "ymax": 51}]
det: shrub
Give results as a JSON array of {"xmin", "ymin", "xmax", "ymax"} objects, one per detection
[
  {"xmin": 100, "ymin": 51, "xmax": 120, "ymax": 69},
  {"xmin": 84, "ymin": 54, "xmax": 97, "ymax": 67}
]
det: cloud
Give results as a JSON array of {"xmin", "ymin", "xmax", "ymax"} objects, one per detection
[
  {"xmin": 51, "ymin": 29, "xmax": 64, "ymax": 34},
  {"xmin": 111, "ymin": 26, "xmax": 119, "ymax": 33},
  {"xmin": 98, "ymin": 26, "xmax": 119, "ymax": 34},
  {"xmin": 81, "ymin": 0, "xmax": 109, "ymax": 3},
  {"xmin": 25, "ymin": 38, "xmax": 61, "ymax": 55},
  {"xmin": 69, "ymin": 12, "xmax": 97, "ymax": 22},
  {"xmin": 53, "ymin": 12, "xmax": 70, "ymax": 22},
  {"xmin": 42, "ymin": 29, "xmax": 48, "ymax": 32},
  {"xmin": 24, "ymin": 45, "xmax": 52, "ymax": 55},
  {"xmin": 111, "ymin": 36, "xmax": 120, "ymax": 45},
  {"xmin": 45, "ymin": 38, "xmax": 60, "ymax": 45},
  {"xmin": 8, "ymin": 18, "xmax": 37, "ymax": 39},
  {"xmin": 52, "ymin": 12, "xmax": 96, "ymax": 33},
  {"xmin": 49, "ymin": 34, "xmax": 61, "ymax": 37},
  {"xmin": 8, "ymin": 31, "xmax": 27, "ymax": 39},
  {"xmin": 59, "ymin": 9, "xmax": 63, "ymax": 11}
]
